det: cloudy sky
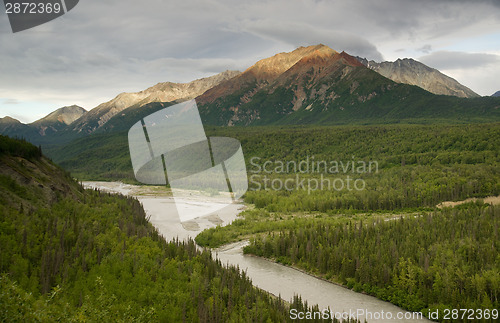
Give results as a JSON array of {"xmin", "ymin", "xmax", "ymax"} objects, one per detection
[{"xmin": 1, "ymin": 0, "xmax": 499, "ymax": 123}]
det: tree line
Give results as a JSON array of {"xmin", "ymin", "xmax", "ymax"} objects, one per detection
[{"xmin": 243, "ymin": 203, "xmax": 500, "ymax": 320}]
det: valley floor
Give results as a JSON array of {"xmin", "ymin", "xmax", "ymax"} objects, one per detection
[{"xmin": 83, "ymin": 181, "xmax": 431, "ymax": 323}]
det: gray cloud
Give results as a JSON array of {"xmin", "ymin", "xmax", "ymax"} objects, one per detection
[
  {"xmin": 419, "ymin": 51, "xmax": 500, "ymax": 70},
  {"xmin": 0, "ymin": 0, "xmax": 500, "ymax": 119},
  {"xmin": 417, "ymin": 45, "xmax": 432, "ymax": 54},
  {"xmin": 2, "ymin": 99, "xmax": 19, "ymax": 105},
  {"xmin": 242, "ymin": 20, "xmax": 383, "ymax": 61}
]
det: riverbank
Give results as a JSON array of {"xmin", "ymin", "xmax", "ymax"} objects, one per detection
[
  {"xmin": 82, "ymin": 181, "xmax": 245, "ymax": 241},
  {"xmin": 214, "ymin": 241, "xmax": 430, "ymax": 323}
]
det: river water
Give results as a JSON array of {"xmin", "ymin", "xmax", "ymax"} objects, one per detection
[{"xmin": 83, "ymin": 181, "xmax": 430, "ymax": 322}]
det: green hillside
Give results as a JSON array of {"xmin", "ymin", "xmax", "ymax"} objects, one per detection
[
  {"xmin": 0, "ymin": 135, "xmax": 344, "ymax": 322},
  {"xmin": 47, "ymin": 131, "xmax": 134, "ymax": 181}
]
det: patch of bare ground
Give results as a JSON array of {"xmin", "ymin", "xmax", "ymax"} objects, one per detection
[{"xmin": 437, "ymin": 195, "xmax": 500, "ymax": 208}]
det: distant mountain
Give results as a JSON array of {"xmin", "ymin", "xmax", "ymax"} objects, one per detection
[
  {"xmin": 67, "ymin": 70, "xmax": 240, "ymax": 135},
  {"xmin": 198, "ymin": 45, "xmax": 338, "ymax": 107},
  {"xmin": 0, "ymin": 116, "xmax": 24, "ymax": 135},
  {"xmin": 31, "ymin": 105, "xmax": 86, "ymax": 136},
  {"xmin": 0, "ymin": 116, "xmax": 22, "ymax": 126},
  {"xmin": 197, "ymin": 45, "xmax": 370, "ymax": 125},
  {"xmin": 0, "ymin": 71, "xmax": 239, "ymax": 143},
  {"xmin": 0, "ymin": 105, "xmax": 86, "ymax": 144},
  {"xmin": 0, "ymin": 116, "xmax": 40, "ymax": 140},
  {"xmin": 492, "ymin": 91, "xmax": 500, "ymax": 97},
  {"xmin": 356, "ymin": 57, "xmax": 479, "ymax": 98},
  {"xmin": 34, "ymin": 105, "xmax": 86, "ymax": 126}
]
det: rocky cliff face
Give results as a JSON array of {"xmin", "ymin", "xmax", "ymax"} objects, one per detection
[
  {"xmin": 357, "ymin": 57, "xmax": 479, "ymax": 98},
  {"xmin": 68, "ymin": 70, "xmax": 240, "ymax": 134}
]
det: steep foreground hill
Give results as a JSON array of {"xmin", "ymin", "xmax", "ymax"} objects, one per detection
[
  {"xmin": 0, "ymin": 135, "xmax": 346, "ymax": 322},
  {"xmin": 356, "ymin": 57, "xmax": 479, "ymax": 98}
]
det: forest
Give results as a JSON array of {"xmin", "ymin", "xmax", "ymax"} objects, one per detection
[
  {"xmin": 243, "ymin": 203, "xmax": 500, "ymax": 317},
  {"xmin": 3, "ymin": 119, "xmax": 499, "ymax": 322},
  {"xmin": 221, "ymin": 123, "xmax": 500, "ymax": 213},
  {"xmin": 0, "ymin": 136, "xmax": 353, "ymax": 322},
  {"xmin": 194, "ymin": 123, "xmax": 500, "ymax": 321},
  {"xmin": 196, "ymin": 201, "xmax": 500, "ymax": 321},
  {"xmin": 50, "ymin": 123, "xmax": 500, "ymax": 213}
]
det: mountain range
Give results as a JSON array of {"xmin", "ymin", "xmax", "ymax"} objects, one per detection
[
  {"xmin": 195, "ymin": 45, "xmax": 498, "ymax": 126},
  {"xmin": 1, "ymin": 44, "xmax": 500, "ymax": 144},
  {"xmin": 67, "ymin": 70, "xmax": 240, "ymax": 135},
  {"xmin": 0, "ymin": 71, "xmax": 239, "ymax": 144},
  {"xmin": 356, "ymin": 57, "xmax": 479, "ymax": 98},
  {"xmin": 0, "ymin": 105, "xmax": 86, "ymax": 142}
]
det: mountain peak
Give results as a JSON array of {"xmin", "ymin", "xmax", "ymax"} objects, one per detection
[
  {"xmin": 337, "ymin": 51, "xmax": 365, "ymax": 67},
  {"xmin": 492, "ymin": 91, "xmax": 500, "ymax": 97},
  {"xmin": 356, "ymin": 56, "xmax": 479, "ymax": 98},
  {"xmin": 244, "ymin": 44, "xmax": 338, "ymax": 81},
  {"xmin": 198, "ymin": 45, "xmax": 340, "ymax": 105},
  {"xmin": 33, "ymin": 105, "xmax": 87, "ymax": 126},
  {"xmin": 0, "ymin": 116, "xmax": 21, "ymax": 124}
]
